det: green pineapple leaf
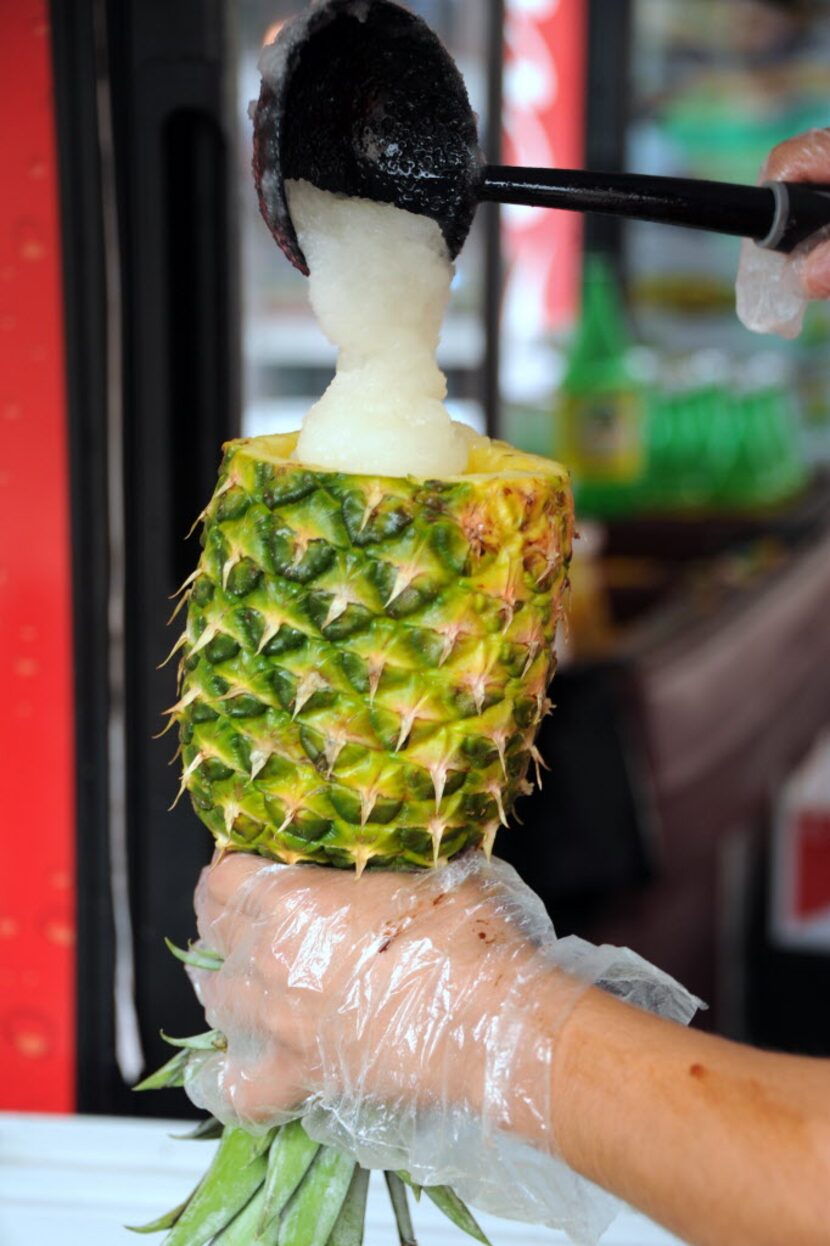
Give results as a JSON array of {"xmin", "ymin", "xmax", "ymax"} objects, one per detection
[
  {"xmin": 162, "ymin": 1128, "xmax": 269, "ymax": 1246},
  {"xmin": 160, "ymin": 1029, "xmax": 227, "ymax": 1052},
  {"xmin": 134, "ymin": 1048, "xmax": 190, "ymax": 1092},
  {"xmin": 212, "ymin": 1188, "xmax": 270, "ymax": 1244},
  {"xmin": 164, "ymin": 937, "xmax": 224, "ymax": 972},
  {"xmin": 126, "ymin": 1191, "xmax": 194, "ymax": 1234},
  {"xmin": 170, "ymin": 1117, "xmax": 224, "ymax": 1142},
  {"xmin": 277, "ymin": 1146, "xmax": 356, "ymax": 1246},
  {"xmin": 423, "ymin": 1186, "xmax": 492, "ymax": 1245},
  {"xmin": 327, "ymin": 1167, "xmax": 370, "ymax": 1246},
  {"xmin": 395, "ymin": 1172, "xmax": 422, "ymax": 1202},
  {"xmin": 259, "ymin": 1121, "xmax": 321, "ymax": 1237},
  {"xmin": 384, "ymin": 1172, "xmax": 417, "ymax": 1245}
]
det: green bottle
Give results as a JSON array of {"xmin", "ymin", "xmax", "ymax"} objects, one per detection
[{"xmin": 555, "ymin": 255, "xmax": 646, "ymax": 517}]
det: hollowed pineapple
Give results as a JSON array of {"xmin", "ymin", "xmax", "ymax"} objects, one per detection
[{"xmin": 170, "ymin": 430, "xmax": 573, "ymax": 873}]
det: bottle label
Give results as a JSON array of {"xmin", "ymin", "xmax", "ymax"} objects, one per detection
[{"xmin": 559, "ymin": 390, "xmax": 644, "ymax": 483}]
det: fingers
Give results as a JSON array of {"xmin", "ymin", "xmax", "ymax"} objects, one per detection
[
  {"xmin": 801, "ymin": 239, "xmax": 830, "ymax": 299},
  {"xmin": 223, "ymin": 1048, "xmax": 310, "ymax": 1125},
  {"xmin": 198, "ymin": 851, "xmax": 276, "ymax": 914},
  {"xmin": 194, "ymin": 853, "xmax": 294, "ymax": 955},
  {"xmin": 184, "ymin": 1045, "xmax": 305, "ymax": 1129},
  {"xmin": 193, "ymin": 952, "xmax": 268, "ymax": 1034},
  {"xmin": 762, "ymin": 127, "xmax": 830, "ymax": 184}
]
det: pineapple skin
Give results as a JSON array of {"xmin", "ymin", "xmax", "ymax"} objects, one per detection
[{"xmin": 173, "ymin": 432, "xmax": 572, "ymax": 871}]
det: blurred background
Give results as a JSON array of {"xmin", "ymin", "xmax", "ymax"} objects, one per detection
[{"xmin": 2, "ymin": 0, "xmax": 830, "ymax": 1127}]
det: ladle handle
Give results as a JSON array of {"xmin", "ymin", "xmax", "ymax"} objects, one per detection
[{"xmin": 480, "ymin": 166, "xmax": 830, "ymax": 253}]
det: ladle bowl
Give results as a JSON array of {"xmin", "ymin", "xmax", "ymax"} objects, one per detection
[
  {"xmin": 253, "ymin": 0, "xmax": 481, "ymax": 273},
  {"xmin": 253, "ymin": 0, "xmax": 830, "ymax": 275}
]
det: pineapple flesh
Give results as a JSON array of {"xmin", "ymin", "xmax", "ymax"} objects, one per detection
[{"xmin": 172, "ymin": 429, "xmax": 572, "ymax": 873}]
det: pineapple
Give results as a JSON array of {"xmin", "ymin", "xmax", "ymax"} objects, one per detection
[
  {"xmin": 140, "ymin": 428, "xmax": 573, "ymax": 1245},
  {"xmin": 168, "ymin": 429, "xmax": 573, "ymax": 874},
  {"xmin": 142, "ymin": 20, "xmax": 574, "ymax": 1237}
]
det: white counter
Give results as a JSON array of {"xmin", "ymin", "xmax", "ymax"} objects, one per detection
[{"xmin": 0, "ymin": 1112, "xmax": 688, "ymax": 1246}]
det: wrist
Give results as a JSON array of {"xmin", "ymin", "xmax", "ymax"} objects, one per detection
[{"xmin": 447, "ymin": 951, "xmax": 585, "ymax": 1153}]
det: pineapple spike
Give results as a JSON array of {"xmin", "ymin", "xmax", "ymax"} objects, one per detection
[
  {"xmin": 487, "ymin": 779, "xmax": 508, "ymax": 828},
  {"xmin": 323, "ymin": 733, "xmax": 346, "ymax": 779},
  {"xmin": 169, "ymin": 567, "xmax": 201, "ymax": 600},
  {"xmin": 465, "ymin": 672, "xmax": 488, "ymax": 715},
  {"xmin": 430, "ymin": 760, "xmax": 449, "ymax": 812},
  {"xmin": 210, "ymin": 841, "xmax": 233, "ymax": 870},
  {"xmin": 221, "ymin": 549, "xmax": 242, "ymax": 590},
  {"xmin": 522, "ymin": 640, "xmax": 542, "ymax": 679},
  {"xmin": 367, "ymin": 657, "xmax": 386, "ymax": 703},
  {"xmin": 249, "ymin": 745, "xmax": 271, "ymax": 780},
  {"xmin": 166, "ymin": 591, "xmax": 191, "ymax": 625},
  {"xmin": 255, "ymin": 614, "xmax": 286, "ymax": 656},
  {"xmin": 492, "ymin": 730, "xmax": 509, "ymax": 779},
  {"xmin": 184, "ymin": 475, "xmax": 234, "ymax": 539},
  {"xmin": 153, "ymin": 715, "xmax": 177, "ymax": 741},
  {"xmin": 529, "ymin": 742, "xmax": 549, "ymax": 788},
  {"xmin": 290, "ymin": 532, "xmax": 310, "ymax": 567},
  {"xmin": 358, "ymin": 482, "xmax": 386, "ymax": 533},
  {"xmin": 274, "ymin": 793, "xmax": 304, "ymax": 836},
  {"xmin": 359, "ymin": 784, "xmax": 379, "ymax": 828},
  {"xmin": 222, "ymin": 799, "xmax": 241, "ymax": 837},
  {"xmin": 160, "ymin": 687, "xmax": 200, "ymax": 724},
  {"xmin": 322, "ymin": 591, "xmax": 351, "ymax": 631},
  {"xmin": 218, "ymin": 679, "xmax": 257, "ymax": 704},
  {"xmin": 511, "ymin": 777, "xmax": 535, "ymax": 827},
  {"xmin": 538, "ymin": 694, "xmax": 555, "ymax": 722},
  {"xmin": 482, "ymin": 819, "xmax": 500, "ymax": 860},
  {"xmin": 184, "ymin": 505, "xmax": 210, "ymax": 541},
  {"xmin": 170, "ymin": 751, "xmax": 205, "ymax": 809},
  {"xmin": 351, "ymin": 845, "xmax": 375, "ymax": 879},
  {"xmin": 395, "ymin": 698, "xmax": 426, "ymax": 754},
  {"xmin": 384, "ymin": 552, "xmax": 424, "ymax": 608},
  {"xmin": 292, "ymin": 672, "xmax": 327, "ymax": 719},
  {"xmin": 188, "ymin": 617, "xmax": 225, "ymax": 658},
  {"xmin": 279, "ymin": 848, "xmax": 310, "ymax": 865},
  {"xmin": 158, "ymin": 630, "xmax": 188, "ymax": 669},
  {"xmin": 428, "ymin": 815, "xmax": 448, "ymax": 865},
  {"xmin": 437, "ymin": 624, "xmax": 460, "ymax": 666}
]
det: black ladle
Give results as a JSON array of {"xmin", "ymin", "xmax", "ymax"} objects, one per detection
[{"xmin": 252, "ymin": 0, "xmax": 830, "ymax": 275}]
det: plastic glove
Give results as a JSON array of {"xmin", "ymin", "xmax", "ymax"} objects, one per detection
[
  {"xmin": 185, "ymin": 851, "xmax": 700, "ymax": 1243},
  {"xmin": 736, "ymin": 128, "xmax": 830, "ymax": 338}
]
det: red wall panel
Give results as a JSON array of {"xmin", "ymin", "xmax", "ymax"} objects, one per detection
[
  {"xmin": 0, "ymin": 0, "xmax": 76, "ymax": 1111},
  {"xmin": 503, "ymin": 0, "xmax": 587, "ymax": 333}
]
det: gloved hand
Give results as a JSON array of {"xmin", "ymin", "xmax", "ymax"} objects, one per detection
[
  {"xmin": 185, "ymin": 851, "xmax": 700, "ymax": 1240},
  {"xmin": 737, "ymin": 127, "xmax": 830, "ymax": 338}
]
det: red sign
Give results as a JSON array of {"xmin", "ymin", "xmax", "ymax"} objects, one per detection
[
  {"xmin": 0, "ymin": 0, "xmax": 75, "ymax": 1110},
  {"xmin": 502, "ymin": 0, "xmax": 588, "ymax": 335},
  {"xmin": 794, "ymin": 811, "xmax": 830, "ymax": 921},
  {"xmin": 773, "ymin": 735, "xmax": 830, "ymax": 952}
]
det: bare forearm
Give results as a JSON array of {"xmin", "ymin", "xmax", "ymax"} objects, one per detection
[{"xmin": 550, "ymin": 989, "xmax": 830, "ymax": 1246}]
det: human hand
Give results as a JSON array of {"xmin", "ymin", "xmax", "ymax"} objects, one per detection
[
  {"xmin": 737, "ymin": 128, "xmax": 830, "ymax": 337},
  {"xmin": 764, "ymin": 129, "xmax": 830, "ymax": 299},
  {"xmin": 184, "ymin": 850, "xmax": 699, "ymax": 1236}
]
